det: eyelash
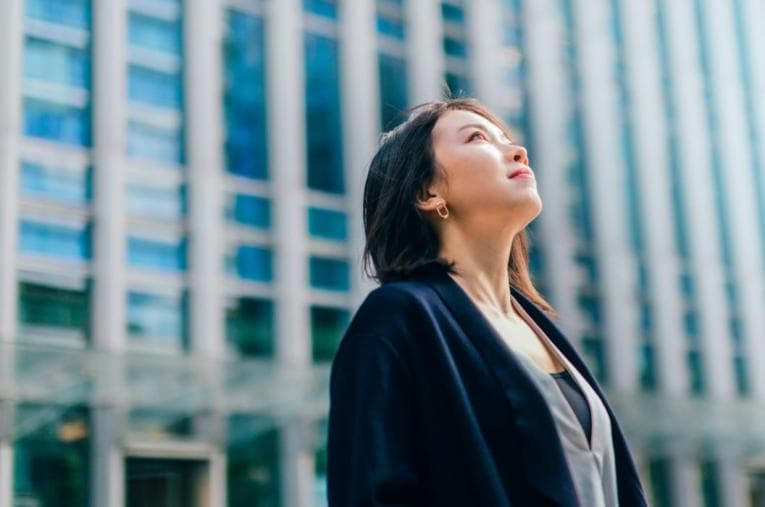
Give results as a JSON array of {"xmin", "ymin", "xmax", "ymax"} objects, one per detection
[{"xmin": 469, "ymin": 131, "xmax": 488, "ymax": 142}]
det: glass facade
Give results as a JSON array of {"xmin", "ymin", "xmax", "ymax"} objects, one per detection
[
  {"xmin": 19, "ymin": 220, "xmax": 91, "ymax": 260},
  {"xmin": 127, "ymin": 291, "xmax": 187, "ymax": 348},
  {"xmin": 18, "ymin": 281, "xmax": 90, "ymax": 339},
  {"xmin": 311, "ymin": 306, "xmax": 350, "ymax": 362},
  {"xmin": 440, "ymin": 1, "xmax": 470, "ymax": 96},
  {"xmin": 127, "ymin": 236, "xmax": 187, "ymax": 272},
  {"xmin": 225, "ymin": 297, "xmax": 274, "ymax": 357}
]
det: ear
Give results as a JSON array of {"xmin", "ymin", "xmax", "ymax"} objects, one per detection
[{"xmin": 415, "ymin": 183, "xmax": 444, "ymax": 213}]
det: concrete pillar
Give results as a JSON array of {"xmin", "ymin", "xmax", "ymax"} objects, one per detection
[
  {"xmin": 660, "ymin": 0, "xmax": 736, "ymax": 399},
  {"xmin": 185, "ymin": 0, "xmax": 225, "ymax": 358},
  {"xmin": 717, "ymin": 452, "xmax": 750, "ymax": 507},
  {"xmin": 405, "ymin": 0, "xmax": 445, "ymax": 104},
  {"xmin": 668, "ymin": 449, "xmax": 704, "ymax": 507},
  {"xmin": 91, "ymin": 1, "xmax": 128, "ymax": 506},
  {"xmin": 339, "ymin": 0, "xmax": 379, "ymax": 309},
  {"xmin": 570, "ymin": 0, "xmax": 640, "ymax": 391},
  {"xmin": 522, "ymin": 0, "xmax": 583, "ymax": 340},
  {"xmin": 466, "ymin": 0, "xmax": 504, "ymax": 110},
  {"xmin": 0, "ymin": 0, "xmax": 21, "ymax": 503},
  {"xmin": 696, "ymin": 0, "xmax": 765, "ymax": 400},
  {"xmin": 616, "ymin": 0, "xmax": 688, "ymax": 395},
  {"xmin": 267, "ymin": 1, "xmax": 313, "ymax": 505}
]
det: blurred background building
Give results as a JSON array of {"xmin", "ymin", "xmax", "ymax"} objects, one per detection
[{"xmin": 1, "ymin": 0, "xmax": 765, "ymax": 505}]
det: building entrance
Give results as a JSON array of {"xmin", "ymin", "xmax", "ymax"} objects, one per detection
[{"xmin": 126, "ymin": 457, "xmax": 208, "ymax": 507}]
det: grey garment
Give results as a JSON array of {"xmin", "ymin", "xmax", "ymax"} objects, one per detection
[{"xmin": 507, "ymin": 295, "xmax": 620, "ymax": 507}]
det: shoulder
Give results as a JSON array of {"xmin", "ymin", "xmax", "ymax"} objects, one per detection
[{"xmin": 332, "ymin": 280, "xmax": 437, "ymax": 362}]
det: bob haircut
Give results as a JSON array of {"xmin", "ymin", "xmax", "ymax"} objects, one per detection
[{"xmin": 361, "ymin": 97, "xmax": 557, "ymax": 317}]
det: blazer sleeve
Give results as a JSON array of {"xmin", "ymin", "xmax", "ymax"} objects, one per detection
[{"xmin": 327, "ymin": 332, "xmax": 420, "ymax": 506}]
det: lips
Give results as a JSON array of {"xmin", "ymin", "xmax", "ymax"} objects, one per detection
[{"xmin": 508, "ymin": 167, "xmax": 533, "ymax": 179}]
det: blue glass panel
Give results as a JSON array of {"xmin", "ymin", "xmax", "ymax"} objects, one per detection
[
  {"xmin": 443, "ymin": 37, "xmax": 467, "ymax": 58},
  {"xmin": 19, "ymin": 220, "xmax": 91, "ymax": 260},
  {"xmin": 227, "ymin": 194, "xmax": 270, "ymax": 228},
  {"xmin": 126, "ymin": 184, "xmax": 185, "ymax": 219},
  {"xmin": 127, "ymin": 292, "xmax": 185, "ymax": 343},
  {"xmin": 307, "ymin": 207, "xmax": 347, "ymax": 241},
  {"xmin": 26, "ymin": 0, "xmax": 91, "ymax": 29},
  {"xmin": 128, "ymin": 13, "xmax": 182, "ymax": 54},
  {"xmin": 441, "ymin": 3, "xmax": 464, "ymax": 23},
  {"xmin": 687, "ymin": 349, "xmax": 705, "ymax": 394},
  {"xmin": 127, "ymin": 237, "xmax": 186, "ymax": 272},
  {"xmin": 128, "ymin": 65, "xmax": 182, "ymax": 108},
  {"xmin": 638, "ymin": 342, "xmax": 657, "ymax": 390},
  {"xmin": 126, "ymin": 121, "xmax": 183, "ymax": 164},
  {"xmin": 23, "ymin": 98, "xmax": 91, "ymax": 146},
  {"xmin": 376, "ymin": 17, "xmax": 404, "ymax": 39},
  {"xmin": 20, "ymin": 162, "xmax": 90, "ymax": 203},
  {"xmin": 577, "ymin": 293, "xmax": 601, "ymax": 325},
  {"xmin": 24, "ymin": 37, "xmax": 90, "ymax": 88},
  {"xmin": 235, "ymin": 245, "xmax": 273, "ymax": 282},
  {"xmin": 309, "ymin": 256, "xmax": 349, "ymax": 291},
  {"xmin": 224, "ymin": 11, "xmax": 268, "ymax": 180},
  {"xmin": 734, "ymin": 355, "xmax": 749, "ymax": 396},
  {"xmin": 303, "ymin": 0, "xmax": 337, "ymax": 18},
  {"xmin": 378, "ymin": 53, "xmax": 408, "ymax": 131},
  {"xmin": 304, "ymin": 33, "xmax": 344, "ymax": 194}
]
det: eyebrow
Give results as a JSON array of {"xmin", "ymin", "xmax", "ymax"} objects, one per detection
[{"xmin": 457, "ymin": 123, "xmax": 512, "ymax": 142}]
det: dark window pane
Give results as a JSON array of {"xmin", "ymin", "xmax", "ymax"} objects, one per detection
[
  {"xmin": 227, "ymin": 419, "xmax": 281, "ymax": 507},
  {"xmin": 309, "ymin": 257, "xmax": 349, "ymax": 291},
  {"xmin": 303, "ymin": 0, "xmax": 337, "ymax": 18},
  {"xmin": 226, "ymin": 194, "xmax": 271, "ymax": 229},
  {"xmin": 231, "ymin": 246, "xmax": 273, "ymax": 282},
  {"xmin": 19, "ymin": 220, "xmax": 91, "ymax": 260},
  {"xmin": 307, "ymin": 207, "xmax": 346, "ymax": 241},
  {"xmin": 14, "ymin": 405, "xmax": 90, "ymax": 507},
  {"xmin": 378, "ymin": 53, "xmax": 408, "ymax": 131},
  {"xmin": 225, "ymin": 297, "xmax": 274, "ymax": 357},
  {"xmin": 304, "ymin": 33, "xmax": 344, "ymax": 194},
  {"xmin": 311, "ymin": 306, "xmax": 350, "ymax": 362},
  {"xmin": 224, "ymin": 10, "xmax": 268, "ymax": 180},
  {"xmin": 441, "ymin": 3, "xmax": 464, "ymax": 23},
  {"xmin": 18, "ymin": 282, "xmax": 89, "ymax": 336}
]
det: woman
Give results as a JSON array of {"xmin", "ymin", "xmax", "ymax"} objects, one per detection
[{"xmin": 326, "ymin": 98, "xmax": 648, "ymax": 507}]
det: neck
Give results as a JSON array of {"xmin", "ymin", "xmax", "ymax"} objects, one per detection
[{"xmin": 438, "ymin": 220, "xmax": 520, "ymax": 318}]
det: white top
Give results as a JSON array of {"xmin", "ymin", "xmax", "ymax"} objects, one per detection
[{"xmin": 508, "ymin": 295, "xmax": 620, "ymax": 507}]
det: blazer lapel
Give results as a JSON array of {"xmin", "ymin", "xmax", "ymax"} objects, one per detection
[{"xmin": 416, "ymin": 264, "xmax": 580, "ymax": 507}]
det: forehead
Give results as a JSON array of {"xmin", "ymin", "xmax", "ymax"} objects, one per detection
[{"xmin": 432, "ymin": 109, "xmax": 505, "ymax": 141}]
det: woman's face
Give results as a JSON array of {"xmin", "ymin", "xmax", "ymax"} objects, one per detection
[{"xmin": 425, "ymin": 109, "xmax": 542, "ymax": 225}]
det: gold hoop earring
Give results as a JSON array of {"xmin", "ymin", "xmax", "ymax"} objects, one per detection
[{"xmin": 436, "ymin": 203, "xmax": 449, "ymax": 219}]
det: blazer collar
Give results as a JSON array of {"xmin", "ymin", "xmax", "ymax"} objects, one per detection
[{"xmin": 412, "ymin": 262, "xmax": 645, "ymax": 506}]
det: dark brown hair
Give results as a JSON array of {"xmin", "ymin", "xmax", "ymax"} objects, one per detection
[{"xmin": 361, "ymin": 97, "xmax": 557, "ymax": 317}]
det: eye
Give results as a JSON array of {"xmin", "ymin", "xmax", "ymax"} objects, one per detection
[{"xmin": 469, "ymin": 131, "xmax": 487, "ymax": 142}]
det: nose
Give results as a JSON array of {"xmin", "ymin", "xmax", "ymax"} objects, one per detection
[{"xmin": 506, "ymin": 144, "xmax": 529, "ymax": 166}]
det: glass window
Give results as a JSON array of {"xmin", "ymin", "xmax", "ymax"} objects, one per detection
[
  {"xmin": 304, "ymin": 33, "xmax": 345, "ymax": 194},
  {"xmin": 128, "ymin": 65, "xmax": 182, "ymax": 108},
  {"xmin": 700, "ymin": 460, "xmax": 721, "ymax": 507},
  {"xmin": 378, "ymin": 53, "xmax": 408, "ymax": 131},
  {"xmin": 19, "ymin": 220, "xmax": 91, "ymax": 260},
  {"xmin": 687, "ymin": 349, "xmax": 705, "ymax": 395},
  {"xmin": 227, "ymin": 419, "xmax": 281, "ymax": 507},
  {"xmin": 25, "ymin": 0, "xmax": 91, "ymax": 29},
  {"xmin": 443, "ymin": 37, "xmax": 467, "ymax": 58},
  {"xmin": 128, "ymin": 12, "xmax": 182, "ymax": 54},
  {"xmin": 309, "ymin": 256, "xmax": 349, "ymax": 291},
  {"xmin": 127, "ymin": 236, "xmax": 186, "ymax": 272},
  {"xmin": 226, "ymin": 194, "xmax": 270, "ymax": 229},
  {"xmin": 303, "ymin": 0, "xmax": 338, "ymax": 18},
  {"xmin": 225, "ymin": 297, "xmax": 274, "ymax": 357},
  {"xmin": 576, "ymin": 293, "xmax": 601, "ymax": 325},
  {"xmin": 224, "ymin": 10, "xmax": 268, "ymax": 180},
  {"xmin": 126, "ymin": 184, "xmax": 185, "ymax": 219},
  {"xmin": 128, "ymin": 409, "xmax": 192, "ymax": 438},
  {"xmin": 638, "ymin": 341, "xmax": 657, "ymax": 391},
  {"xmin": 314, "ymin": 417, "xmax": 329, "ymax": 506},
  {"xmin": 20, "ymin": 162, "xmax": 91, "ymax": 204},
  {"xmin": 647, "ymin": 458, "xmax": 672, "ymax": 507},
  {"xmin": 14, "ymin": 404, "xmax": 90, "ymax": 507},
  {"xmin": 307, "ymin": 207, "xmax": 346, "ymax": 241},
  {"xmin": 224, "ymin": 246, "xmax": 272, "ymax": 282},
  {"xmin": 126, "ymin": 120, "xmax": 184, "ymax": 164},
  {"xmin": 24, "ymin": 37, "xmax": 90, "ymax": 88},
  {"xmin": 376, "ymin": 16, "xmax": 404, "ymax": 39},
  {"xmin": 24, "ymin": 98, "xmax": 91, "ymax": 146},
  {"xmin": 440, "ymin": 3, "xmax": 464, "ymax": 23},
  {"xmin": 734, "ymin": 354, "xmax": 749, "ymax": 396},
  {"xmin": 18, "ymin": 282, "xmax": 89, "ymax": 335},
  {"xmin": 127, "ymin": 291, "xmax": 186, "ymax": 347},
  {"xmin": 311, "ymin": 306, "xmax": 350, "ymax": 362}
]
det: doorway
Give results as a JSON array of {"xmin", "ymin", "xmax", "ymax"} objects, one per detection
[{"xmin": 125, "ymin": 457, "xmax": 208, "ymax": 507}]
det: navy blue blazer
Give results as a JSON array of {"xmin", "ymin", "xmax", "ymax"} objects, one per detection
[{"xmin": 327, "ymin": 262, "xmax": 648, "ymax": 506}]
